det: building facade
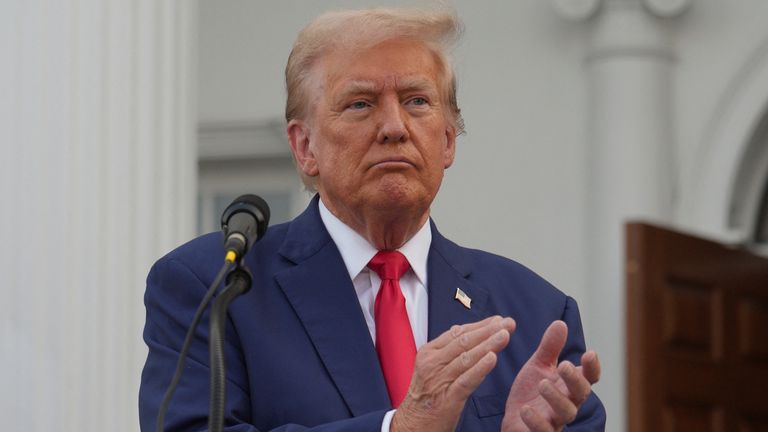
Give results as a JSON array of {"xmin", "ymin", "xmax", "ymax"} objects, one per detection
[{"xmin": 2, "ymin": 0, "xmax": 767, "ymax": 430}]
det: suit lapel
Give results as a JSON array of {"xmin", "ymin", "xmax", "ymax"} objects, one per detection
[
  {"xmin": 427, "ymin": 221, "xmax": 492, "ymax": 340},
  {"xmin": 275, "ymin": 197, "xmax": 391, "ymax": 415},
  {"xmin": 273, "ymin": 201, "xmax": 492, "ymax": 414}
]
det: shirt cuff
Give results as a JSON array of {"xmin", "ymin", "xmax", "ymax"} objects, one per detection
[{"xmin": 381, "ymin": 409, "xmax": 396, "ymax": 432}]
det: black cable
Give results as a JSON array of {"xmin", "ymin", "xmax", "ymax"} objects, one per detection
[
  {"xmin": 208, "ymin": 267, "xmax": 252, "ymax": 432},
  {"xmin": 156, "ymin": 259, "xmax": 233, "ymax": 432}
]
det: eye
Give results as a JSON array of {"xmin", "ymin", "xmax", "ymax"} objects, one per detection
[
  {"xmin": 408, "ymin": 97, "xmax": 429, "ymax": 106},
  {"xmin": 348, "ymin": 101, "xmax": 370, "ymax": 110}
]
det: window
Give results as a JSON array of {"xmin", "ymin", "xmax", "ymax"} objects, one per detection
[{"xmin": 197, "ymin": 119, "xmax": 311, "ymax": 235}]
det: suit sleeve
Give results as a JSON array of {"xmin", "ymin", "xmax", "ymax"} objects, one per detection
[
  {"xmin": 138, "ymin": 257, "xmax": 388, "ymax": 432},
  {"xmin": 560, "ymin": 297, "xmax": 607, "ymax": 431}
]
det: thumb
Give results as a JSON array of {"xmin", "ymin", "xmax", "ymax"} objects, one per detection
[{"xmin": 532, "ymin": 320, "xmax": 568, "ymax": 366}]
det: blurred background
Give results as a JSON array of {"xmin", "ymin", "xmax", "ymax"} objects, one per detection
[{"xmin": 2, "ymin": 0, "xmax": 768, "ymax": 430}]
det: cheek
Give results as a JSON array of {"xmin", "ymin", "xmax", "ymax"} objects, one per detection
[
  {"xmin": 314, "ymin": 140, "xmax": 357, "ymax": 176},
  {"xmin": 420, "ymin": 126, "xmax": 451, "ymax": 158},
  {"xmin": 326, "ymin": 130, "xmax": 369, "ymax": 161}
]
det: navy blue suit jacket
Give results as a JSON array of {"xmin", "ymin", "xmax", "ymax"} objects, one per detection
[{"xmin": 139, "ymin": 196, "xmax": 605, "ymax": 431}]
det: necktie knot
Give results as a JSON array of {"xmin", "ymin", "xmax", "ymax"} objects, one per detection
[{"xmin": 368, "ymin": 250, "xmax": 410, "ymax": 281}]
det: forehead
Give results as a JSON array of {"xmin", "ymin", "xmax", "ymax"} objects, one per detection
[{"xmin": 317, "ymin": 39, "xmax": 444, "ymax": 94}]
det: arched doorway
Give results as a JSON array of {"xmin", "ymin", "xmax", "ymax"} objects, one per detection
[
  {"xmin": 729, "ymin": 112, "xmax": 768, "ymax": 251},
  {"xmin": 681, "ymin": 36, "xmax": 768, "ymax": 248}
]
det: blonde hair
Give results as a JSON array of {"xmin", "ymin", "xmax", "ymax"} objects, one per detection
[{"xmin": 284, "ymin": 7, "xmax": 465, "ymax": 135}]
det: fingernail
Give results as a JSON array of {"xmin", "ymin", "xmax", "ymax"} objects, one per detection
[
  {"xmin": 563, "ymin": 363, "xmax": 573, "ymax": 377},
  {"xmin": 494, "ymin": 329, "xmax": 506, "ymax": 342}
]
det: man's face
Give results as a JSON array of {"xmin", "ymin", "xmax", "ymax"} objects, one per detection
[{"xmin": 288, "ymin": 38, "xmax": 456, "ymax": 223}]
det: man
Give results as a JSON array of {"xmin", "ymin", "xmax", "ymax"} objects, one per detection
[{"xmin": 140, "ymin": 8, "xmax": 605, "ymax": 432}]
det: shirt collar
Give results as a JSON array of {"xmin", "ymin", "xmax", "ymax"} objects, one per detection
[{"xmin": 318, "ymin": 197, "xmax": 431, "ymax": 286}]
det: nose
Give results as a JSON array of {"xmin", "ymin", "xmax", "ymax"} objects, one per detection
[{"xmin": 376, "ymin": 98, "xmax": 410, "ymax": 144}]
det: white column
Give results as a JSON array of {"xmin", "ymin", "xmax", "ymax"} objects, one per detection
[
  {"xmin": 0, "ymin": 1, "xmax": 197, "ymax": 431},
  {"xmin": 587, "ymin": 3, "xmax": 674, "ymax": 429},
  {"xmin": 553, "ymin": 0, "xmax": 690, "ymax": 430}
]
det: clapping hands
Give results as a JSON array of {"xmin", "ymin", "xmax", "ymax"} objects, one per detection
[{"xmin": 501, "ymin": 321, "xmax": 601, "ymax": 432}]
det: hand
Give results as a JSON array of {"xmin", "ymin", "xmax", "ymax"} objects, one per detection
[
  {"xmin": 391, "ymin": 316, "xmax": 516, "ymax": 432},
  {"xmin": 501, "ymin": 321, "xmax": 600, "ymax": 432}
]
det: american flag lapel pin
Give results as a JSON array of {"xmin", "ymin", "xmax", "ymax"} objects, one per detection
[{"xmin": 454, "ymin": 287, "xmax": 472, "ymax": 309}]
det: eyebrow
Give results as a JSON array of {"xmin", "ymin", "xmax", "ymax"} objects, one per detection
[
  {"xmin": 397, "ymin": 77, "xmax": 439, "ymax": 95},
  {"xmin": 334, "ymin": 77, "xmax": 439, "ymax": 102},
  {"xmin": 336, "ymin": 81, "xmax": 380, "ymax": 100}
]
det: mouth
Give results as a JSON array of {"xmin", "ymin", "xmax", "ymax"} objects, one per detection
[{"xmin": 370, "ymin": 158, "xmax": 415, "ymax": 170}]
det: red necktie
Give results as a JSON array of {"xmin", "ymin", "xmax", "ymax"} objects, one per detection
[{"xmin": 368, "ymin": 251, "xmax": 416, "ymax": 408}]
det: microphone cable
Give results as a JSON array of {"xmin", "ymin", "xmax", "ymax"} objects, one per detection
[
  {"xmin": 155, "ymin": 255, "xmax": 235, "ymax": 432},
  {"xmin": 155, "ymin": 194, "xmax": 267, "ymax": 431}
]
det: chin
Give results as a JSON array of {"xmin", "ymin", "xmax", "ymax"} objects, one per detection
[
  {"xmin": 359, "ymin": 175, "xmax": 435, "ymax": 209},
  {"xmin": 374, "ymin": 187, "xmax": 432, "ymax": 214}
]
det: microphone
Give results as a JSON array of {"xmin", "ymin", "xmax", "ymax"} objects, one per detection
[
  {"xmin": 220, "ymin": 194, "xmax": 270, "ymax": 262},
  {"xmin": 156, "ymin": 195, "xmax": 269, "ymax": 432}
]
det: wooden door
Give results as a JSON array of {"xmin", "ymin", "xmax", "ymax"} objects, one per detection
[{"xmin": 626, "ymin": 222, "xmax": 768, "ymax": 432}]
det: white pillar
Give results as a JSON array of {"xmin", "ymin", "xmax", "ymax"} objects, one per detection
[
  {"xmin": 553, "ymin": 0, "xmax": 690, "ymax": 430},
  {"xmin": 587, "ymin": 3, "xmax": 674, "ymax": 430},
  {"xmin": 0, "ymin": 1, "xmax": 197, "ymax": 431}
]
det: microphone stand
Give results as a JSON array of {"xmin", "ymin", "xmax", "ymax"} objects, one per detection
[{"xmin": 208, "ymin": 261, "xmax": 252, "ymax": 432}]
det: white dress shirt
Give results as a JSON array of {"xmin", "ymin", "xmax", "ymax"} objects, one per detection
[
  {"xmin": 318, "ymin": 199, "xmax": 430, "ymax": 348},
  {"xmin": 318, "ymin": 198, "xmax": 431, "ymax": 430}
]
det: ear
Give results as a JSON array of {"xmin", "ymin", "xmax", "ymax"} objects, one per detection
[
  {"xmin": 443, "ymin": 126, "xmax": 456, "ymax": 169},
  {"xmin": 287, "ymin": 119, "xmax": 319, "ymax": 178}
]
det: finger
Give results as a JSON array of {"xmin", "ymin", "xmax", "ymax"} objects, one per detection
[
  {"xmin": 558, "ymin": 361, "xmax": 591, "ymax": 406},
  {"xmin": 430, "ymin": 315, "xmax": 506, "ymax": 349},
  {"xmin": 539, "ymin": 379, "xmax": 578, "ymax": 425},
  {"xmin": 531, "ymin": 321, "xmax": 568, "ymax": 367},
  {"xmin": 443, "ymin": 317, "xmax": 515, "ymax": 359},
  {"xmin": 520, "ymin": 404, "xmax": 555, "ymax": 432},
  {"xmin": 433, "ymin": 317, "xmax": 515, "ymax": 364},
  {"xmin": 447, "ymin": 351, "xmax": 497, "ymax": 400},
  {"xmin": 444, "ymin": 326, "xmax": 510, "ymax": 382},
  {"xmin": 580, "ymin": 351, "xmax": 601, "ymax": 384}
]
